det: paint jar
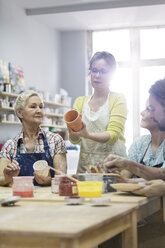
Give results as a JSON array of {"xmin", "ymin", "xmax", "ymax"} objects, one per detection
[
  {"xmin": 59, "ymin": 176, "xmax": 78, "ymax": 196},
  {"xmin": 51, "ymin": 175, "xmax": 63, "ymax": 194},
  {"xmin": 103, "ymin": 175, "xmax": 116, "ymax": 193},
  {"xmin": 12, "ymin": 176, "xmax": 34, "ymax": 197}
]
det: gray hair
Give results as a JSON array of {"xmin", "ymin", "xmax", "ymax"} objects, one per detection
[{"xmin": 14, "ymin": 90, "xmax": 43, "ymax": 116}]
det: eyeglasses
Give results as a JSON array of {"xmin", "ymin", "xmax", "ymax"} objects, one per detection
[{"xmin": 90, "ymin": 68, "xmax": 110, "ymax": 75}]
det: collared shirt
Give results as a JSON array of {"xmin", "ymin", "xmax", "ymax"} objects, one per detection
[
  {"xmin": 128, "ymin": 134, "xmax": 165, "ymax": 168},
  {"xmin": 0, "ymin": 127, "xmax": 66, "ymax": 160}
]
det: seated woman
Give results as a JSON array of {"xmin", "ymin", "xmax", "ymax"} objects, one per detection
[
  {"xmin": 0, "ymin": 90, "xmax": 67, "ymax": 186},
  {"xmin": 104, "ymin": 100, "xmax": 165, "ymax": 181}
]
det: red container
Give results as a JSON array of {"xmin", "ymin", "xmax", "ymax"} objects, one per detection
[
  {"xmin": 59, "ymin": 176, "xmax": 78, "ymax": 196},
  {"xmin": 12, "ymin": 176, "xmax": 34, "ymax": 198}
]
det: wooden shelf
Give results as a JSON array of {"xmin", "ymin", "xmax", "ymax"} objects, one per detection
[
  {"xmin": 41, "ymin": 124, "xmax": 67, "ymax": 129},
  {"xmin": 0, "ymin": 121, "xmax": 21, "ymax": 125},
  {"xmin": 44, "ymin": 113, "xmax": 63, "ymax": 118},
  {"xmin": 0, "ymin": 107, "xmax": 64, "ymax": 118},
  {"xmin": 0, "ymin": 106, "xmax": 14, "ymax": 111},
  {"xmin": 0, "ymin": 121, "xmax": 67, "ymax": 130},
  {"xmin": 0, "ymin": 92, "xmax": 18, "ymax": 98},
  {"xmin": 0, "ymin": 91, "xmax": 69, "ymax": 132},
  {"xmin": 44, "ymin": 100, "xmax": 70, "ymax": 108},
  {"xmin": 0, "ymin": 91, "xmax": 71, "ymax": 108}
]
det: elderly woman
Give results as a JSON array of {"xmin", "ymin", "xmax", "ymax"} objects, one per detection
[
  {"xmin": 68, "ymin": 51, "xmax": 127, "ymax": 173},
  {"xmin": 0, "ymin": 90, "xmax": 67, "ymax": 186}
]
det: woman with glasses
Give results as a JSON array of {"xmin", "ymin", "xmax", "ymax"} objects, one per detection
[{"xmin": 68, "ymin": 51, "xmax": 127, "ymax": 173}]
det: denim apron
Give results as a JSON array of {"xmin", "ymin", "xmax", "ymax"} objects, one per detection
[
  {"xmin": 140, "ymin": 141, "xmax": 164, "ymax": 168},
  {"xmin": 15, "ymin": 134, "xmax": 54, "ymax": 186}
]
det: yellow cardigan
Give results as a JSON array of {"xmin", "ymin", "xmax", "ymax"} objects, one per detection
[{"xmin": 70, "ymin": 92, "xmax": 127, "ymax": 145}]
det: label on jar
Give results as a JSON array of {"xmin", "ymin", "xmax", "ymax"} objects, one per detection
[
  {"xmin": 52, "ymin": 184, "xmax": 59, "ymax": 194},
  {"xmin": 72, "ymin": 185, "xmax": 78, "ymax": 195}
]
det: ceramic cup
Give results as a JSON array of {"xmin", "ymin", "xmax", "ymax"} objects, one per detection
[
  {"xmin": 33, "ymin": 160, "xmax": 50, "ymax": 177},
  {"xmin": 64, "ymin": 109, "xmax": 83, "ymax": 131}
]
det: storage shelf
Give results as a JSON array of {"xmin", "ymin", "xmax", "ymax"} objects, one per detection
[
  {"xmin": 0, "ymin": 91, "xmax": 71, "ymax": 108},
  {"xmin": 0, "ymin": 92, "xmax": 18, "ymax": 98},
  {"xmin": 0, "ymin": 91, "xmax": 69, "ymax": 132},
  {"xmin": 44, "ymin": 100, "xmax": 70, "ymax": 108},
  {"xmin": 0, "ymin": 106, "xmax": 14, "ymax": 111},
  {"xmin": 0, "ymin": 121, "xmax": 67, "ymax": 130},
  {"xmin": 44, "ymin": 113, "xmax": 63, "ymax": 118},
  {"xmin": 0, "ymin": 107, "xmax": 64, "ymax": 118},
  {"xmin": 0, "ymin": 121, "xmax": 21, "ymax": 125}
]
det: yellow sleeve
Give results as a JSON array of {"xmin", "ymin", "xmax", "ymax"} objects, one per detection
[
  {"xmin": 69, "ymin": 96, "xmax": 89, "ymax": 144},
  {"xmin": 105, "ymin": 93, "xmax": 127, "ymax": 144},
  {"xmin": 73, "ymin": 96, "xmax": 89, "ymax": 114}
]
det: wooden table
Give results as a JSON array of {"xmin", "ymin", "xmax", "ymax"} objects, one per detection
[
  {"xmin": 1, "ymin": 186, "xmax": 163, "ymax": 222},
  {"xmin": 0, "ymin": 198, "xmax": 137, "ymax": 248},
  {"xmin": 0, "ymin": 186, "xmax": 164, "ymax": 248}
]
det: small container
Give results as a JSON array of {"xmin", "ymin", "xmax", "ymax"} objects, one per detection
[
  {"xmin": 65, "ymin": 196, "xmax": 85, "ymax": 205},
  {"xmin": 85, "ymin": 173, "xmax": 103, "ymax": 182},
  {"xmin": 77, "ymin": 181, "xmax": 103, "ymax": 198},
  {"xmin": 33, "ymin": 160, "xmax": 50, "ymax": 177},
  {"xmin": 12, "ymin": 176, "xmax": 34, "ymax": 198},
  {"xmin": 59, "ymin": 176, "xmax": 78, "ymax": 197},
  {"xmin": 7, "ymin": 113, "xmax": 15, "ymax": 122},
  {"xmin": 103, "ymin": 175, "xmax": 117, "ymax": 193},
  {"xmin": 51, "ymin": 175, "xmax": 63, "ymax": 194},
  {"xmin": 90, "ymin": 197, "xmax": 111, "ymax": 206}
]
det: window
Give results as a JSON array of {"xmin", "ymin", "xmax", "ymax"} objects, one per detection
[
  {"xmin": 91, "ymin": 27, "xmax": 165, "ymax": 150},
  {"xmin": 140, "ymin": 28, "xmax": 165, "ymax": 59},
  {"xmin": 92, "ymin": 30, "xmax": 130, "ymax": 61}
]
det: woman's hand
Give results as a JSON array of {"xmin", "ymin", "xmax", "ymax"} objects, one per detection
[
  {"xmin": 68, "ymin": 122, "xmax": 89, "ymax": 139},
  {"xmin": 34, "ymin": 172, "xmax": 51, "ymax": 185},
  {"xmin": 3, "ymin": 160, "xmax": 20, "ymax": 183},
  {"xmin": 104, "ymin": 154, "xmax": 129, "ymax": 173}
]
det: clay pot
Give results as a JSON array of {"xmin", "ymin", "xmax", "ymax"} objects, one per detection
[{"xmin": 64, "ymin": 110, "xmax": 83, "ymax": 131}]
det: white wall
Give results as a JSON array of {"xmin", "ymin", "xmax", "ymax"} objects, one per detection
[
  {"xmin": 0, "ymin": 0, "xmax": 61, "ymax": 141},
  {"xmin": 60, "ymin": 31, "xmax": 87, "ymax": 104},
  {"xmin": 0, "ymin": 0, "xmax": 60, "ymax": 93}
]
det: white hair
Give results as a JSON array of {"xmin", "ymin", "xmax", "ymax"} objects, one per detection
[{"xmin": 14, "ymin": 90, "xmax": 43, "ymax": 117}]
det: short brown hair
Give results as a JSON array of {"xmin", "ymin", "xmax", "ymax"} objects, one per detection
[
  {"xmin": 149, "ymin": 78, "xmax": 165, "ymax": 107},
  {"xmin": 89, "ymin": 51, "xmax": 116, "ymax": 72}
]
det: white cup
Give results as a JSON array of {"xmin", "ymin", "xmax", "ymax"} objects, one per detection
[{"xmin": 33, "ymin": 160, "xmax": 50, "ymax": 177}]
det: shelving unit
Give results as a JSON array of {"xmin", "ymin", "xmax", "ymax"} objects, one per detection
[{"xmin": 0, "ymin": 91, "xmax": 71, "ymax": 131}]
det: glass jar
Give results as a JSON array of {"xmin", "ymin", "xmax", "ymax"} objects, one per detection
[
  {"xmin": 103, "ymin": 175, "xmax": 116, "ymax": 193},
  {"xmin": 12, "ymin": 176, "xmax": 34, "ymax": 197},
  {"xmin": 59, "ymin": 176, "xmax": 78, "ymax": 196},
  {"xmin": 51, "ymin": 175, "xmax": 63, "ymax": 194}
]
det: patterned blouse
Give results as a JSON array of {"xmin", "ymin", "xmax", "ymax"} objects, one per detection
[
  {"xmin": 128, "ymin": 134, "xmax": 165, "ymax": 168},
  {"xmin": 0, "ymin": 127, "xmax": 66, "ymax": 160}
]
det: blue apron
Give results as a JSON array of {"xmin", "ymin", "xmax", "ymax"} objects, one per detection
[{"xmin": 15, "ymin": 133, "xmax": 54, "ymax": 186}]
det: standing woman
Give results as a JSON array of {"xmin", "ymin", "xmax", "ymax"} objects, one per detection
[
  {"xmin": 0, "ymin": 90, "xmax": 67, "ymax": 186},
  {"xmin": 68, "ymin": 51, "xmax": 127, "ymax": 173}
]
